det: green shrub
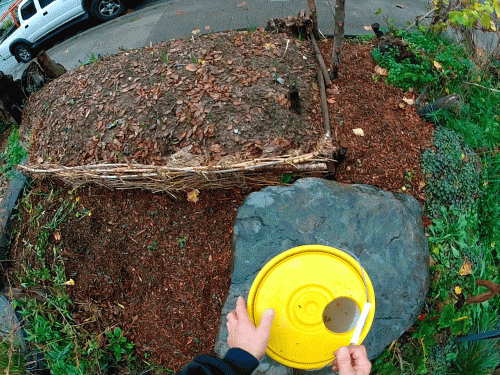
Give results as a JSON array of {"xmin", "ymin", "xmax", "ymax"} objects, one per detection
[
  {"xmin": 422, "ymin": 126, "xmax": 481, "ymax": 218},
  {"xmin": 372, "ymin": 30, "xmax": 469, "ymax": 91},
  {"xmin": 428, "ymin": 340, "xmax": 455, "ymax": 375}
]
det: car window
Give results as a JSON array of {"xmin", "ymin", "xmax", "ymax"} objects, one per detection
[
  {"xmin": 20, "ymin": 0, "xmax": 37, "ymax": 20},
  {"xmin": 39, "ymin": 0, "xmax": 56, "ymax": 8}
]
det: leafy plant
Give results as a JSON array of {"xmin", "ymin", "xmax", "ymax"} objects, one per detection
[
  {"xmin": 106, "ymin": 327, "xmax": 134, "ymax": 361},
  {"xmin": 1, "ymin": 127, "xmax": 27, "ymax": 178},
  {"xmin": 79, "ymin": 53, "xmax": 99, "ymax": 66},
  {"xmin": 427, "ymin": 339, "xmax": 455, "ymax": 375},
  {"xmin": 178, "ymin": 236, "xmax": 187, "ymax": 248},
  {"xmin": 280, "ymin": 173, "xmax": 292, "ymax": 184},
  {"xmin": 422, "ymin": 126, "xmax": 481, "ymax": 219},
  {"xmin": 429, "ymin": 0, "xmax": 500, "ymax": 54}
]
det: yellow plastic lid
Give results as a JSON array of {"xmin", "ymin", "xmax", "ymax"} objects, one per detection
[{"xmin": 247, "ymin": 245, "xmax": 376, "ymax": 370}]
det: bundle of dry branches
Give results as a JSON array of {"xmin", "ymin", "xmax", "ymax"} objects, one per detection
[{"xmin": 18, "ymin": 137, "xmax": 335, "ymax": 194}]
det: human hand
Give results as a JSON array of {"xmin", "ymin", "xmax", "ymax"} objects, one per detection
[
  {"xmin": 331, "ymin": 346, "xmax": 371, "ymax": 375},
  {"xmin": 226, "ymin": 296, "xmax": 275, "ymax": 361}
]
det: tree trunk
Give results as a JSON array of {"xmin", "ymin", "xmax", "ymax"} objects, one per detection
[
  {"xmin": 36, "ymin": 50, "xmax": 66, "ymax": 79},
  {"xmin": 307, "ymin": 0, "xmax": 319, "ymax": 40},
  {"xmin": 330, "ymin": 0, "xmax": 345, "ymax": 79}
]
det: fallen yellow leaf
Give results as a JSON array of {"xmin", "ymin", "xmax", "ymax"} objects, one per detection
[
  {"xmin": 187, "ymin": 189, "xmax": 199, "ymax": 203},
  {"xmin": 433, "ymin": 61, "xmax": 443, "ymax": 71},
  {"xmin": 459, "ymin": 259, "xmax": 473, "ymax": 276},
  {"xmin": 352, "ymin": 128, "xmax": 365, "ymax": 136}
]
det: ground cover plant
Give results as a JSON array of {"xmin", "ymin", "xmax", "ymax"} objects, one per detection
[
  {"xmin": 1, "ymin": 20, "xmax": 498, "ymax": 375},
  {"xmin": 370, "ymin": 23, "xmax": 500, "ymax": 374}
]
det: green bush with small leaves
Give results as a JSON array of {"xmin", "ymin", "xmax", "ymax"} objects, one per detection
[{"xmin": 422, "ymin": 126, "xmax": 481, "ymax": 218}]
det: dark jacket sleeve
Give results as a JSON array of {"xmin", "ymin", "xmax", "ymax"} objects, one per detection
[{"xmin": 176, "ymin": 348, "xmax": 260, "ymax": 375}]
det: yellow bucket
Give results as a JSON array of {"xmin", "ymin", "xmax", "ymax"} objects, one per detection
[{"xmin": 247, "ymin": 245, "xmax": 376, "ymax": 370}]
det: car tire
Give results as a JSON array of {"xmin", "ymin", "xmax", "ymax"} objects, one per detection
[
  {"xmin": 14, "ymin": 43, "xmax": 33, "ymax": 63},
  {"xmin": 90, "ymin": 0, "xmax": 125, "ymax": 22}
]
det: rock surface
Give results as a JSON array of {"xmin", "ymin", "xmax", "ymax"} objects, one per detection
[{"xmin": 215, "ymin": 178, "xmax": 429, "ymax": 374}]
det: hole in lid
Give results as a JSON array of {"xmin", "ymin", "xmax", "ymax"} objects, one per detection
[{"xmin": 322, "ymin": 297, "xmax": 360, "ymax": 333}]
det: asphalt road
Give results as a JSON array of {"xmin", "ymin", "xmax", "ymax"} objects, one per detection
[{"xmin": 6, "ymin": 0, "xmax": 432, "ymax": 79}]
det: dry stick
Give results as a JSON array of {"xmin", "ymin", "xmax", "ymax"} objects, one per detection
[
  {"xmin": 405, "ymin": 9, "xmax": 434, "ymax": 31},
  {"xmin": 316, "ymin": 65, "xmax": 332, "ymax": 139},
  {"xmin": 464, "ymin": 81, "xmax": 500, "ymax": 94},
  {"xmin": 307, "ymin": 0, "xmax": 319, "ymax": 40},
  {"xmin": 311, "ymin": 34, "xmax": 332, "ymax": 87},
  {"xmin": 330, "ymin": 0, "xmax": 345, "ymax": 78}
]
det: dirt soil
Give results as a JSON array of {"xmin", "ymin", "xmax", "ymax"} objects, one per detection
[{"xmin": 7, "ymin": 30, "xmax": 435, "ymax": 373}]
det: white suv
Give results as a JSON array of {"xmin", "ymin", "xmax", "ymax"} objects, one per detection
[{"xmin": 0, "ymin": 0, "xmax": 125, "ymax": 64}]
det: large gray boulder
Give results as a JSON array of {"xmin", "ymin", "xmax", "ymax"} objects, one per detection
[{"xmin": 215, "ymin": 178, "xmax": 429, "ymax": 374}]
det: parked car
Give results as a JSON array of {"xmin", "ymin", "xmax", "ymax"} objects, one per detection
[{"xmin": 0, "ymin": 0, "xmax": 126, "ymax": 64}]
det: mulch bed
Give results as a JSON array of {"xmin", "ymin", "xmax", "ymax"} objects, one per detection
[{"xmin": 6, "ymin": 29, "xmax": 435, "ymax": 373}]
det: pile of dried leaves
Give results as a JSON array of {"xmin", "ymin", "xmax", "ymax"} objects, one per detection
[{"xmin": 21, "ymin": 29, "xmax": 324, "ymax": 169}]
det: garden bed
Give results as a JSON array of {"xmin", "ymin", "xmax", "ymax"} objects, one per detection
[{"xmin": 4, "ymin": 31, "xmax": 436, "ymax": 373}]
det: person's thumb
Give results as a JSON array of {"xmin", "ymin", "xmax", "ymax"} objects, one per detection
[{"xmin": 258, "ymin": 308, "xmax": 275, "ymax": 334}]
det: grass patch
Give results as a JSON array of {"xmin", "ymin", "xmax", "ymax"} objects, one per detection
[{"xmin": 1, "ymin": 127, "xmax": 27, "ymax": 179}]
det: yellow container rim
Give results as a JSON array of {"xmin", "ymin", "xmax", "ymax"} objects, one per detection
[{"xmin": 247, "ymin": 245, "xmax": 376, "ymax": 370}]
